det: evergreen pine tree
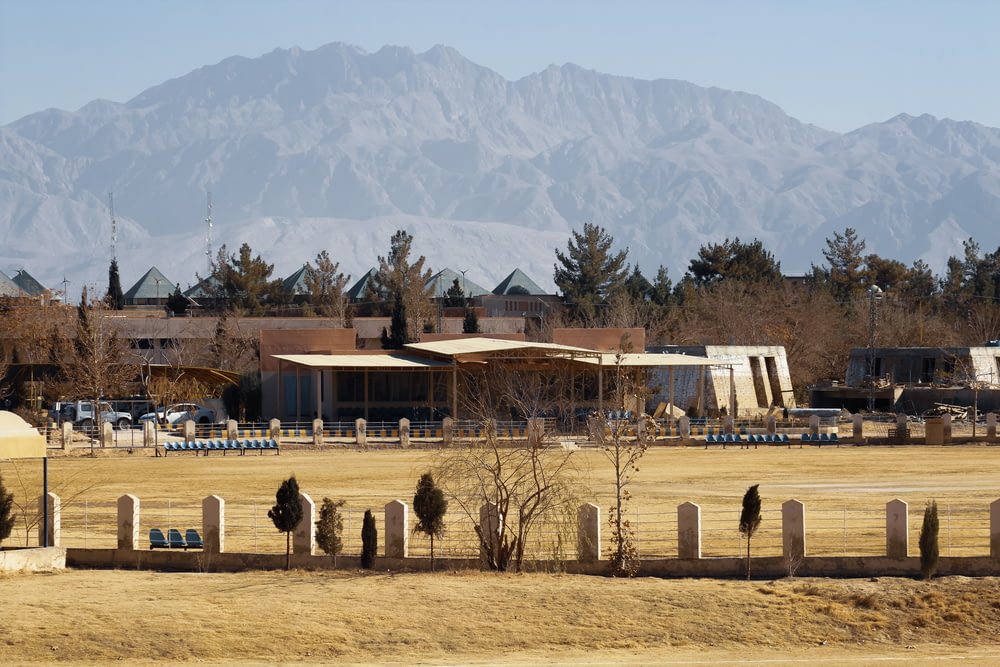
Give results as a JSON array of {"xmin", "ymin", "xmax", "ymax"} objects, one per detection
[
  {"xmin": 739, "ymin": 484, "xmax": 762, "ymax": 579},
  {"xmin": 413, "ymin": 472, "xmax": 448, "ymax": 570},
  {"xmin": 361, "ymin": 509, "xmax": 378, "ymax": 569},
  {"xmin": 462, "ymin": 308, "xmax": 480, "ymax": 334},
  {"xmin": 0, "ymin": 473, "xmax": 15, "ymax": 546},
  {"xmin": 919, "ymin": 500, "xmax": 940, "ymax": 580},
  {"xmin": 267, "ymin": 476, "xmax": 303, "ymax": 570}
]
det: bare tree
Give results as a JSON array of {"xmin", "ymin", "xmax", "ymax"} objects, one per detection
[
  {"xmin": 303, "ymin": 250, "xmax": 350, "ymax": 326},
  {"xmin": 599, "ymin": 349, "xmax": 651, "ymax": 577},
  {"xmin": 434, "ymin": 356, "xmax": 582, "ymax": 572},
  {"xmin": 60, "ymin": 287, "xmax": 137, "ymax": 422}
]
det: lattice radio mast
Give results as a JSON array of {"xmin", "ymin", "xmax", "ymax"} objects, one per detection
[
  {"xmin": 108, "ymin": 192, "xmax": 117, "ymax": 261},
  {"xmin": 204, "ymin": 191, "xmax": 213, "ymax": 275}
]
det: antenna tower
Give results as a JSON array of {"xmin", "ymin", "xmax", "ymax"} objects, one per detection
[
  {"xmin": 108, "ymin": 192, "xmax": 117, "ymax": 261},
  {"xmin": 204, "ymin": 191, "xmax": 213, "ymax": 275}
]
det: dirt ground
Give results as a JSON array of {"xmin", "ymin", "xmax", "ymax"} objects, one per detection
[{"xmin": 3, "ymin": 568, "xmax": 1000, "ymax": 665}]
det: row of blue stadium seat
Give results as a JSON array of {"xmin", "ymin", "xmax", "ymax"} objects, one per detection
[{"xmin": 162, "ymin": 439, "xmax": 280, "ymax": 455}]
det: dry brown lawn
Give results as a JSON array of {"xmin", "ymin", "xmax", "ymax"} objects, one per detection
[{"xmin": 5, "ymin": 443, "xmax": 1000, "ymax": 664}]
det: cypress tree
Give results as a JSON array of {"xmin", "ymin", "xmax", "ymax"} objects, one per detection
[
  {"xmin": 739, "ymin": 484, "xmax": 762, "ymax": 579},
  {"xmin": 315, "ymin": 497, "xmax": 345, "ymax": 566},
  {"xmin": 106, "ymin": 259, "xmax": 124, "ymax": 310},
  {"xmin": 267, "ymin": 476, "xmax": 303, "ymax": 570},
  {"xmin": 919, "ymin": 500, "xmax": 940, "ymax": 580},
  {"xmin": 413, "ymin": 472, "xmax": 448, "ymax": 570},
  {"xmin": 361, "ymin": 509, "xmax": 377, "ymax": 569}
]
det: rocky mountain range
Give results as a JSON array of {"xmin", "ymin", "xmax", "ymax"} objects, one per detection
[{"xmin": 2, "ymin": 42, "xmax": 1000, "ymax": 296}]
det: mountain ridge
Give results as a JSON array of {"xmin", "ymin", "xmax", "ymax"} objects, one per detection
[{"xmin": 2, "ymin": 42, "xmax": 999, "ymax": 294}]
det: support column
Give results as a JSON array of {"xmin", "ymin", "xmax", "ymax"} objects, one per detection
[
  {"xmin": 293, "ymin": 493, "xmax": 315, "ymax": 555},
  {"xmin": 37, "ymin": 492, "xmax": 60, "ymax": 547},
  {"xmin": 577, "ymin": 503, "xmax": 601, "ymax": 562},
  {"xmin": 677, "ymin": 502, "xmax": 701, "ymax": 559},
  {"xmin": 886, "ymin": 498, "xmax": 909, "ymax": 559},
  {"xmin": 782, "ymin": 499, "xmax": 806, "ymax": 564},
  {"xmin": 202, "ymin": 495, "xmax": 225, "ymax": 553},
  {"xmin": 117, "ymin": 494, "xmax": 140, "ymax": 551},
  {"xmin": 384, "ymin": 499, "xmax": 409, "ymax": 558}
]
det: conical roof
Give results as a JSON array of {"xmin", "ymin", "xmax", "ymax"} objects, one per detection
[
  {"xmin": 492, "ymin": 268, "xmax": 546, "ymax": 295},
  {"xmin": 346, "ymin": 268, "xmax": 379, "ymax": 300},
  {"xmin": 11, "ymin": 270, "xmax": 45, "ymax": 296},
  {"xmin": 282, "ymin": 265, "xmax": 310, "ymax": 296},
  {"xmin": 124, "ymin": 266, "xmax": 174, "ymax": 301},
  {"xmin": 0, "ymin": 270, "xmax": 24, "ymax": 297},
  {"xmin": 426, "ymin": 268, "xmax": 490, "ymax": 298}
]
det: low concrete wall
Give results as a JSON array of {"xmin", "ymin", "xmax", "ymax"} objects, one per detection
[
  {"xmin": 64, "ymin": 548, "xmax": 1000, "ymax": 579},
  {"xmin": 0, "ymin": 547, "xmax": 66, "ymax": 571}
]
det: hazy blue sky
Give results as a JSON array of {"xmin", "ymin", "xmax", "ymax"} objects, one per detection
[{"xmin": 2, "ymin": 1, "xmax": 996, "ymax": 131}]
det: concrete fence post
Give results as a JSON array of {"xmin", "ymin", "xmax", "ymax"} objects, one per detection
[
  {"xmin": 37, "ymin": 492, "xmax": 60, "ymax": 547},
  {"xmin": 384, "ymin": 499, "xmax": 409, "ymax": 558},
  {"xmin": 987, "ymin": 412, "xmax": 997, "ymax": 441},
  {"xmin": 896, "ymin": 414, "xmax": 908, "ymax": 442},
  {"xmin": 61, "ymin": 422, "xmax": 72, "ymax": 450},
  {"xmin": 886, "ymin": 498, "xmax": 909, "ymax": 559},
  {"xmin": 142, "ymin": 421, "xmax": 155, "ymax": 450},
  {"xmin": 268, "ymin": 418, "xmax": 281, "ymax": 444},
  {"xmin": 442, "ymin": 417, "xmax": 454, "ymax": 446},
  {"xmin": 678, "ymin": 415, "xmax": 690, "ymax": 443},
  {"xmin": 355, "ymin": 418, "xmax": 367, "ymax": 447},
  {"xmin": 991, "ymin": 498, "xmax": 1000, "ymax": 560},
  {"xmin": 182, "ymin": 419, "xmax": 196, "ymax": 443},
  {"xmin": 227, "ymin": 419, "xmax": 239, "ymax": 443},
  {"xmin": 479, "ymin": 502, "xmax": 501, "ymax": 563},
  {"xmin": 782, "ymin": 499, "xmax": 806, "ymax": 565},
  {"xmin": 766, "ymin": 415, "xmax": 776, "ymax": 436},
  {"xmin": 100, "ymin": 421, "xmax": 113, "ymax": 447},
  {"xmin": 312, "ymin": 418, "xmax": 324, "ymax": 445},
  {"xmin": 808, "ymin": 414, "xmax": 819, "ymax": 436},
  {"xmin": 527, "ymin": 417, "xmax": 544, "ymax": 446},
  {"xmin": 202, "ymin": 495, "xmax": 225, "ymax": 553},
  {"xmin": 117, "ymin": 494, "xmax": 140, "ymax": 551},
  {"xmin": 293, "ymin": 493, "xmax": 315, "ymax": 555},
  {"xmin": 942, "ymin": 414, "xmax": 952, "ymax": 443},
  {"xmin": 723, "ymin": 415, "xmax": 734, "ymax": 435},
  {"xmin": 577, "ymin": 503, "xmax": 601, "ymax": 562},
  {"xmin": 399, "ymin": 418, "xmax": 410, "ymax": 448},
  {"xmin": 677, "ymin": 502, "xmax": 702, "ymax": 559},
  {"xmin": 852, "ymin": 413, "xmax": 863, "ymax": 443}
]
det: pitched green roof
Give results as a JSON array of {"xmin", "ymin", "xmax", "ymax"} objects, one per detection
[
  {"xmin": 426, "ymin": 268, "xmax": 490, "ymax": 298},
  {"xmin": 492, "ymin": 268, "xmax": 546, "ymax": 295},
  {"xmin": 282, "ymin": 265, "xmax": 310, "ymax": 295},
  {"xmin": 11, "ymin": 270, "xmax": 45, "ymax": 296},
  {"xmin": 0, "ymin": 270, "xmax": 25, "ymax": 297},
  {"xmin": 124, "ymin": 266, "xmax": 174, "ymax": 301},
  {"xmin": 346, "ymin": 268, "xmax": 379, "ymax": 300}
]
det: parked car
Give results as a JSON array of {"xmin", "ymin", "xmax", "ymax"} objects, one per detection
[
  {"xmin": 51, "ymin": 401, "xmax": 132, "ymax": 430},
  {"xmin": 139, "ymin": 403, "xmax": 216, "ymax": 425}
]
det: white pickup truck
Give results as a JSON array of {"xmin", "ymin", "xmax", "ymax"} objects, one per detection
[{"xmin": 52, "ymin": 401, "xmax": 132, "ymax": 430}]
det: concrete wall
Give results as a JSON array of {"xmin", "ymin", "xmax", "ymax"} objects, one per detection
[{"xmin": 0, "ymin": 547, "xmax": 66, "ymax": 571}]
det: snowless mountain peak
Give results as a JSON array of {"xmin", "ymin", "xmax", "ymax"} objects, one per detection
[{"xmin": 2, "ymin": 41, "xmax": 999, "ymax": 292}]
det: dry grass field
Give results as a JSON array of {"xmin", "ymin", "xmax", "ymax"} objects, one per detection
[{"xmin": 4, "ymin": 443, "xmax": 1000, "ymax": 664}]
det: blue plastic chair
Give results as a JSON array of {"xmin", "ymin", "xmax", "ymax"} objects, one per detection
[
  {"xmin": 167, "ymin": 528, "xmax": 186, "ymax": 549},
  {"xmin": 185, "ymin": 529, "xmax": 204, "ymax": 550},
  {"xmin": 149, "ymin": 528, "xmax": 169, "ymax": 549}
]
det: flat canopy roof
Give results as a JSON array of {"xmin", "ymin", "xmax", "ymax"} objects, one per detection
[
  {"xmin": 579, "ymin": 352, "xmax": 720, "ymax": 367},
  {"xmin": 273, "ymin": 354, "xmax": 452, "ymax": 370},
  {"xmin": 405, "ymin": 337, "xmax": 601, "ymax": 359}
]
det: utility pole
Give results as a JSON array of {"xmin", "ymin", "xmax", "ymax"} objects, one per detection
[{"xmin": 204, "ymin": 191, "xmax": 213, "ymax": 277}]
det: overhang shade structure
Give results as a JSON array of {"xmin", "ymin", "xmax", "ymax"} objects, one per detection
[{"xmin": 271, "ymin": 338, "xmax": 719, "ymax": 422}]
